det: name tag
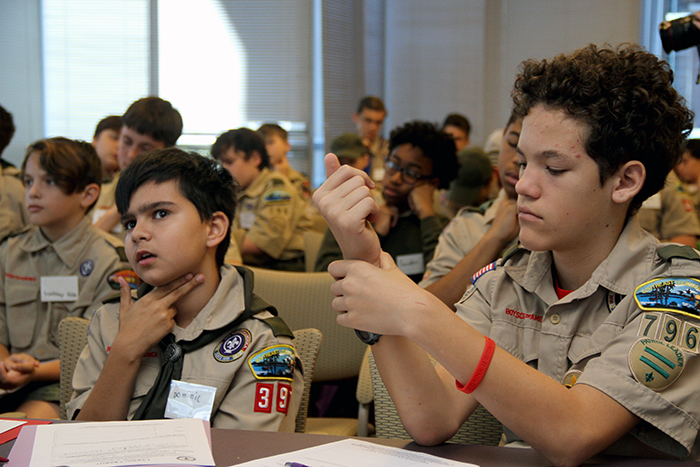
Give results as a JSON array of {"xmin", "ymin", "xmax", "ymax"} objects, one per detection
[
  {"xmin": 165, "ymin": 380, "xmax": 217, "ymax": 421},
  {"xmin": 396, "ymin": 253, "xmax": 424, "ymax": 276},
  {"xmin": 40, "ymin": 276, "xmax": 78, "ymax": 302},
  {"xmin": 240, "ymin": 211, "xmax": 256, "ymax": 229}
]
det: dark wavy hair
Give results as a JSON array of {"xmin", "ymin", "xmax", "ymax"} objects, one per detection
[
  {"xmin": 389, "ymin": 120, "xmax": 459, "ymax": 189},
  {"xmin": 122, "ymin": 97, "xmax": 183, "ymax": 147},
  {"xmin": 22, "ymin": 137, "xmax": 102, "ymax": 212},
  {"xmin": 115, "ymin": 148, "xmax": 238, "ymax": 267},
  {"xmin": 211, "ymin": 128, "xmax": 270, "ymax": 170},
  {"xmin": 512, "ymin": 44, "xmax": 694, "ymax": 213}
]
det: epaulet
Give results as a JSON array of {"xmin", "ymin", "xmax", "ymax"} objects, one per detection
[
  {"xmin": 478, "ymin": 198, "xmax": 495, "ymax": 212},
  {"xmin": 0, "ymin": 225, "xmax": 31, "ymax": 246},
  {"xmin": 262, "ymin": 316, "xmax": 294, "ymax": 339},
  {"xmin": 499, "ymin": 243, "xmax": 527, "ymax": 266},
  {"xmin": 270, "ymin": 177, "xmax": 286, "ymax": 187},
  {"xmin": 658, "ymin": 244, "xmax": 700, "ymax": 262},
  {"xmin": 461, "ymin": 206, "xmax": 484, "ymax": 215}
]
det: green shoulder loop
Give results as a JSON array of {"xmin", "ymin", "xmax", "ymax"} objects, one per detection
[
  {"xmin": 461, "ymin": 206, "xmax": 484, "ymax": 215},
  {"xmin": 116, "ymin": 246, "xmax": 128, "ymax": 263},
  {"xmin": 658, "ymin": 244, "xmax": 700, "ymax": 262},
  {"xmin": 500, "ymin": 243, "xmax": 526, "ymax": 266},
  {"xmin": 478, "ymin": 198, "xmax": 495, "ymax": 213},
  {"xmin": 1, "ymin": 225, "xmax": 31, "ymax": 245},
  {"xmin": 235, "ymin": 265, "xmax": 295, "ymax": 339}
]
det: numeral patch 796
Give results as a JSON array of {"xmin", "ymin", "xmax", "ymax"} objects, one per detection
[{"xmin": 639, "ymin": 312, "xmax": 699, "ymax": 353}]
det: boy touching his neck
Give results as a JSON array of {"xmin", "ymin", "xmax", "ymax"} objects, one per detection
[
  {"xmin": 314, "ymin": 45, "xmax": 700, "ymax": 464},
  {"xmin": 69, "ymin": 149, "xmax": 302, "ymax": 430}
]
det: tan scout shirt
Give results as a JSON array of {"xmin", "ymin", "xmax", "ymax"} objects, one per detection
[
  {"xmin": 0, "ymin": 217, "xmax": 128, "ymax": 362},
  {"xmin": 67, "ymin": 265, "xmax": 303, "ymax": 432},
  {"xmin": 457, "ymin": 217, "xmax": 700, "ymax": 459},
  {"xmin": 285, "ymin": 167, "xmax": 312, "ymax": 201},
  {"xmin": 420, "ymin": 190, "xmax": 516, "ymax": 288},
  {"xmin": 638, "ymin": 182, "xmax": 700, "ymax": 242},
  {"xmin": 233, "ymin": 168, "xmax": 311, "ymax": 262},
  {"xmin": 0, "ymin": 168, "xmax": 26, "ymax": 239}
]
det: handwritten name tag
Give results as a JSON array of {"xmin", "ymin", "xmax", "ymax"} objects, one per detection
[
  {"xmin": 240, "ymin": 211, "xmax": 256, "ymax": 229},
  {"xmin": 396, "ymin": 253, "xmax": 424, "ymax": 276},
  {"xmin": 165, "ymin": 380, "xmax": 217, "ymax": 421},
  {"xmin": 40, "ymin": 276, "xmax": 79, "ymax": 302}
]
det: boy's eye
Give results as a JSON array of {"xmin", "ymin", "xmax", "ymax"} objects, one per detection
[
  {"xmin": 23, "ymin": 178, "xmax": 33, "ymax": 186},
  {"xmin": 154, "ymin": 209, "xmax": 169, "ymax": 219},
  {"xmin": 546, "ymin": 167, "xmax": 566, "ymax": 176},
  {"xmin": 45, "ymin": 178, "xmax": 57, "ymax": 186},
  {"xmin": 123, "ymin": 220, "xmax": 136, "ymax": 231}
]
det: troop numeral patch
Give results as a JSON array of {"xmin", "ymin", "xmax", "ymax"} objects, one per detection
[
  {"xmin": 638, "ymin": 312, "xmax": 699, "ymax": 354},
  {"xmin": 253, "ymin": 382, "xmax": 292, "ymax": 414}
]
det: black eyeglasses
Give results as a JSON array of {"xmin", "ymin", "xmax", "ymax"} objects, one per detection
[{"xmin": 384, "ymin": 158, "xmax": 426, "ymax": 184}]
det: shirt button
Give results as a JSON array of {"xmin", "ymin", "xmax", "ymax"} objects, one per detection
[
  {"xmin": 37, "ymin": 348, "xmax": 45, "ymax": 357},
  {"xmin": 550, "ymin": 314, "xmax": 561, "ymax": 325}
]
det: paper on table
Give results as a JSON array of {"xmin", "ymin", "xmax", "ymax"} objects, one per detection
[
  {"xmin": 0, "ymin": 420, "xmax": 25, "ymax": 436},
  {"xmin": 25, "ymin": 418, "xmax": 214, "ymax": 467},
  {"xmin": 231, "ymin": 438, "xmax": 480, "ymax": 467}
]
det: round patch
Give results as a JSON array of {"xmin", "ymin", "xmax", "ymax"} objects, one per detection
[
  {"xmin": 607, "ymin": 291, "xmax": 624, "ymax": 313},
  {"xmin": 561, "ymin": 369, "xmax": 582, "ymax": 388},
  {"xmin": 80, "ymin": 260, "xmax": 95, "ymax": 277},
  {"xmin": 214, "ymin": 329, "xmax": 251, "ymax": 363},
  {"xmin": 628, "ymin": 338, "xmax": 684, "ymax": 391}
]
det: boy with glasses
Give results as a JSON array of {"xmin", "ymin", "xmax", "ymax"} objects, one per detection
[{"xmin": 315, "ymin": 121, "xmax": 458, "ymax": 282}]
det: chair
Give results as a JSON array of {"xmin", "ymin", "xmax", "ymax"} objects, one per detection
[
  {"xmin": 58, "ymin": 316, "xmax": 90, "ymax": 420},
  {"xmin": 303, "ymin": 231, "xmax": 325, "ymax": 272},
  {"xmin": 291, "ymin": 328, "xmax": 323, "ymax": 433},
  {"xmin": 369, "ymin": 350, "xmax": 503, "ymax": 445},
  {"xmin": 248, "ymin": 267, "xmax": 372, "ymax": 436}
]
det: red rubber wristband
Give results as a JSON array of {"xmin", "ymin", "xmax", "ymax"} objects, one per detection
[{"xmin": 456, "ymin": 336, "xmax": 495, "ymax": 394}]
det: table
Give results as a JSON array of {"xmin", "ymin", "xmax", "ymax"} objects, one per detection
[{"xmin": 210, "ymin": 429, "xmax": 700, "ymax": 467}]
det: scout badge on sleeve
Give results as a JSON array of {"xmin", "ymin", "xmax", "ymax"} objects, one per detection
[
  {"xmin": 628, "ymin": 338, "xmax": 684, "ymax": 391},
  {"xmin": 634, "ymin": 277, "xmax": 700, "ymax": 319},
  {"xmin": 248, "ymin": 345, "xmax": 295, "ymax": 381},
  {"xmin": 214, "ymin": 329, "xmax": 251, "ymax": 363}
]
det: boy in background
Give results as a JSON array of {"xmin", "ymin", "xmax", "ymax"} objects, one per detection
[
  {"xmin": 212, "ymin": 128, "xmax": 311, "ymax": 272},
  {"xmin": 314, "ymin": 45, "xmax": 700, "ymax": 463},
  {"xmin": 257, "ymin": 124, "xmax": 311, "ymax": 200},
  {"xmin": 93, "ymin": 97, "xmax": 183, "ymax": 236},
  {"xmin": 68, "ymin": 149, "xmax": 302, "ymax": 431},
  {"xmin": 330, "ymin": 133, "xmax": 371, "ymax": 170},
  {"xmin": 353, "ymin": 96, "xmax": 389, "ymax": 182},
  {"xmin": 315, "ymin": 121, "xmax": 458, "ymax": 283},
  {"xmin": 91, "ymin": 115, "xmax": 122, "ymax": 183},
  {"xmin": 441, "ymin": 113, "xmax": 471, "ymax": 153},
  {"xmin": 0, "ymin": 104, "xmax": 26, "ymax": 238},
  {"xmin": 0, "ymin": 137, "xmax": 129, "ymax": 418}
]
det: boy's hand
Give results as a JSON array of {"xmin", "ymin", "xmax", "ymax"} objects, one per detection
[
  {"xmin": 408, "ymin": 183, "xmax": 436, "ymax": 220},
  {"xmin": 112, "ymin": 274, "xmax": 204, "ymax": 360},
  {"xmin": 313, "ymin": 153, "xmax": 382, "ymax": 266},
  {"xmin": 0, "ymin": 354, "xmax": 39, "ymax": 389},
  {"xmin": 328, "ymin": 252, "xmax": 441, "ymax": 337}
]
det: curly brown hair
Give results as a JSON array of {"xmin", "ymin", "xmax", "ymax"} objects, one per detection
[{"xmin": 512, "ymin": 44, "xmax": 694, "ymax": 213}]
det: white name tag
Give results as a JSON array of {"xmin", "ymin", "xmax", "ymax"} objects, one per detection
[
  {"xmin": 240, "ymin": 211, "xmax": 256, "ymax": 229},
  {"xmin": 396, "ymin": 253, "xmax": 424, "ymax": 276},
  {"xmin": 40, "ymin": 276, "xmax": 79, "ymax": 302},
  {"xmin": 165, "ymin": 380, "xmax": 217, "ymax": 421}
]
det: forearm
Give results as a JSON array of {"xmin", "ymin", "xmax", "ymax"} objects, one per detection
[
  {"xmin": 31, "ymin": 359, "xmax": 60, "ymax": 382},
  {"xmin": 425, "ymin": 231, "xmax": 509, "ymax": 310},
  {"xmin": 667, "ymin": 234, "xmax": 697, "ymax": 247},
  {"xmin": 75, "ymin": 344, "xmax": 143, "ymax": 421}
]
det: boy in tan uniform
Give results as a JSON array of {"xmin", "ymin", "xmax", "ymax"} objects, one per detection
[
  {"xmin": 0, "ymin": 137, "xmax": 129, "ymax": 418},
  {"xmin": 212, "ymin": 128, "xmax": 311, "ymax": 272},
  {"xmin": 315, "ymin": 45, "xmax": 700, "ymax": 463},
  {"xmin": 0, "ymin": 165, "xmax": 25, "ymax": 239},
  {"xmin": 68, "ymin": 149, "xmax": 302, "ymax": 430},
  {"xmin": 257, "ymin": 123, "xmax": 312, "ymax": 200}
]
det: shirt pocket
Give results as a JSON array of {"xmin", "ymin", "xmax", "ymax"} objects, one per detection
[{"xmin": 5, "ymin": 282, "xmax": 40, "ymax": 349}]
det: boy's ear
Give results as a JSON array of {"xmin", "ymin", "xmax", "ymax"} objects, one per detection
[
  {"xmin": 205, "ymin": 211, "xmax": 230, "ymax": 249},
  {"xmin": 79, "ymin": 183, "xmax": 100, "ymax": 211},
  {"xmin": 611, "ymin": 160, "xmax": 645, "ymax": 205}
]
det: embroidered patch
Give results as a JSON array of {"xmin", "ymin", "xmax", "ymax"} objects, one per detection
[
  {"xmin": 263, "ymin": 190, "xmax": 292, "ymax": 204},
  {"xmin": 607, "ymin": 291, "xmax": 624, "ymax": 313},
  {"xmin": 561, "ymin": 369, "xmax": 582, "ymax": 388},
  {"xmin": 107, "ymin": 269, "xmax": 141, "ymax": 290},
  {"xmin": 79, "ymin": 260, "xmax": 95, "ymax": 277},
  {"xmin": 214, "ymin": 329, "xmax": 252, "ymax": 362},
  {"xmin": 471, "ymin": 261, "xmax": 497, "ymax": 284},
  {"xmin": 638, "ymin": 312, "xmax": 700, "ymax": 354},
  {"xmin": 628, "ymin": 338, "xmax": 684, "ymax": 391},
  {"xmin": 248, "ymin": 345, "xmax": 295, "ymax": 381},
  {"xmin": 634, "ymin": 277, "xmax": 700, "ymax": 319},
  {"xmin": 254, "ymin": 383, "xmax": 274, "ymax": 413}
]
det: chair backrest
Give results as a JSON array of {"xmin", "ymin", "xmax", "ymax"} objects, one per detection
[
  {"xmin": 369, "ymin": 351, "xmax": 503, "ymax": 445},
  {"xmin": 303, "ymin": 231, "xmax": 325, "ymax": 272},
  {"xmin": 248, "ymin": 267, "xmax": 367, "ymax": 382},
  {"xmin": 58, "ymin": 316, "xmax": 90, "ymax": 420},
  {"xmin": 291, "ymin": 328, "xmax": 323, "ymax": 433}
]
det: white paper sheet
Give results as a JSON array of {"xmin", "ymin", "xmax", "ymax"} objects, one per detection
[
  {"xmin": 231, "ymin": 438, "xmax": 479, "ymax": 467},
  {"xmin": 0, "ymin": 420, "xmax": 25, "ymax": 435},
  {"xmin": 27, "ymin": 418, "xmax": 214, "ymax": 467}
]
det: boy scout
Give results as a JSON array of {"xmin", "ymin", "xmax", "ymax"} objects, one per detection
[
  {"xmin": 0, "ymin": 165, "xmax": 26, "ymax": 239},
  {"xmin": 68, "ymin": 149, "xmax": 302, "ymax": 431},
  {"xmin": 212, "ymin": 128, "xmax": 311, "ymax": 272},
  {"xmin": 257, "ymin": 123, "xmax": 312, "ymax": 200},
  {"xmin": 314, "ymin": 45, "xmax": 700, "ymax": 464},
  {"xmin": 93, "ymin": 97, "xmax": 183, "ymax": 237},
  {"xmin": 0, "ymin": 137, "xmax": 128, "ymax": 418}
]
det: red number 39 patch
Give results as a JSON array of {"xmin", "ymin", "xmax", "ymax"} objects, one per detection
[{"xmin": 254, "ymin": 382, "xmax": 292, "ymax": 414}]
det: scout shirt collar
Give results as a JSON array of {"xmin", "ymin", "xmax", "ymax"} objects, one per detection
[
  {"xmin": 169, "ymin": 264, "xmax": 246, "ymax": 342},
  {"xmin": 20, "ymin": 216, "xmax": 94, "ymax": 269},
  {"xmin": 238, "ymin": 167, "xmax": 272, "ymax": 200},
  {"xmin": 503, "ymin": 215, "xmax": 656, "ymax": 303}
]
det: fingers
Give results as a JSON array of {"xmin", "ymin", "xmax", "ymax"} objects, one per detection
[
  {"xmin": 324, "ymin": 153, "xmax": 341, "ymax": 179},
  {"xmin": 118, "ymin": 277, "xmax": 134, "ymax": 309},
  {"xmin": 152, "ymin": 273, "xmax": 205, "ymax": 306}
]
